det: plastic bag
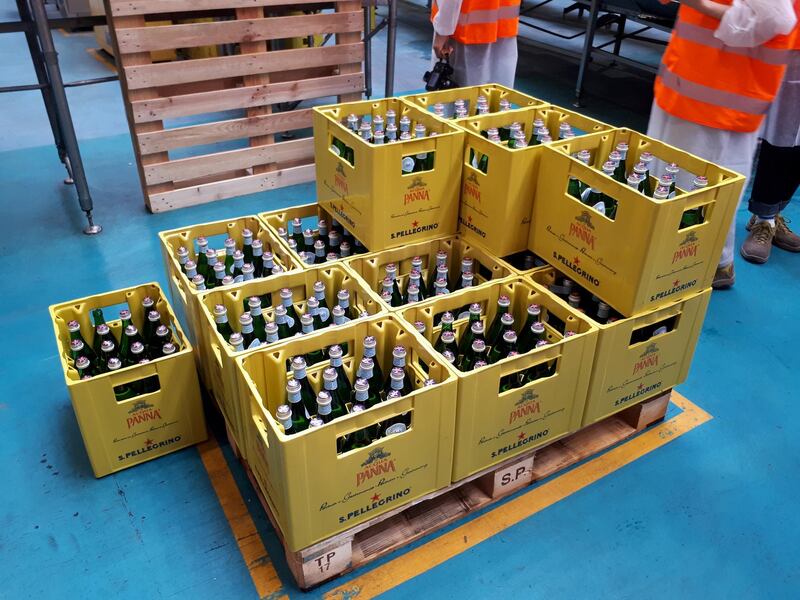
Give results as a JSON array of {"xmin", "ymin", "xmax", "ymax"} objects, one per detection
[{"xmin": 714, "ymin": 0, "xmax": 797, "ymax": 48}]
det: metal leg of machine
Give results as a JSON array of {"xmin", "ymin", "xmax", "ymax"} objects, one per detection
[
  {"xmin": 27, "ymin": 0, "xmax": 101, "ymax": 234},
  {"xmin": 574, "ymin": 0, "xmax": 601, "ymax": 107},
  {"xmin": 385, "ymin": 0, "xmax": 397, "ymax": 98}
]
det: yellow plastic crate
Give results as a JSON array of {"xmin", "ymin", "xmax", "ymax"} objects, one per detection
[
  {"xmin": 159, "ymin": 215, "xmax": 301, "ymax": 388},
  {"xmin": 529, "ymin": 268, "xmax": 711, "ymax": 426},
  {"xmin": 344, "ymin": 235, "xmax": 515, "ymax": 311},
  {"xmin": 197, "ymin": 264, "xmax": 384, "ymax": 451},
  {"xmin": 402, "ymin": 83, "xmax": 546, "ymax": 122},
  {"xmin": 458, "ymin": 105, "xmax": 612, "ymax": 256},
  {"xmin": 237, "ymin": 313, "xmax": 458, "ymax": 551},
  {"xmin": 49, "ymin": 282, "xmax": 207, "ymax": 477},
  {"xmin": 495, "ymin": 250, "xmax": 550, "ymax": 276},
  {"xmin": 258, "ymin": 202, "xmax": 371, "ymax": 267},
  {"xmin": 529, "ymin": 128, "xmax": 745, "ymax": 316},
  {"xmin": 398, "ymin": 277, "xmax": 598, "ymax": 482},
  {"xmin": 313, "ymin": 98, "xmax": 465, "ymax": 252}
]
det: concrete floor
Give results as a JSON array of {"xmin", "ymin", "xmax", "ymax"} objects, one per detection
[{"xmin": 1, "ymin": 1, "xmax": 799, "ymax": 598}]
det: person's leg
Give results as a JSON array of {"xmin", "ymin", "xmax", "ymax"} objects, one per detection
[{"xmin": 741, "ymin": 142, "xmax": 800, "ymax": 261}]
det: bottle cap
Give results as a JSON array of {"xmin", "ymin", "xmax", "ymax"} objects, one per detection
[
  {"xmin": 107, "ymin": 357, "xmax": 122, "ymax": 370},
  {"xmin": 300, "ymin": 313, "xmax": 314, "ymax": 327},
  {"xmin": 385, "ymin": 263, "xmax": 397, "ymax": 277},
  {"xmin": 118, "ymin": 309, "xmax": 132, "ymax": 322},
  {"xmin": 288, "ymin": 239, "xmax": 297, "ymax": 250},
  {"xmin": 280, "ymin": 288, "xmax": 292, "ymax": 300},
  {"xmin": 233, "ymin": 249, "xmax": 244, "ymax": 261},
  {"xmin": 317, "ymin": 391, "xmax": 332, "ymax": 409},
  {"xmin": 498, "ymin": 295, "xmax": 511, "ymax": 307},
  {"xmin": 131, "ymin": 342, "xmax": 145, "ymax": 355},
  {"xmin": 223, "ymin": 237, "xmax": 236, "ymax": 251},
  {"xmin": 314, "ymin": 281, "xmax": 326, "ymax": 295},
  {"xmin": 364, "ymin": 336, "xmax": 376, "ymax": 349},
  {"xmin": 291, "ymin": 356, "xmax": 307, "ymax": 371},
  {"xmin": 532, "ymin": 321, "xmax": 546, "ymax": 335},
  {"xmin": 323, "ymin": 367, "xmax": 337, "ymax": 382},
  {"xmin": 328, "ymin": 344, "xmax": 343, "ymax": 359},
  {"xmin": 67, "ymin": 320, "xmax": 81, "ymax": 332},
  {"xmin": 222, "ymin": 276, "xmax": 234, "ymax": 286},
  {"xmin": 162, "ymin": 343, "xmax": 176, "ymax": 355},
  {"xmin": 474, "ymin": 360, "xmax": 488, "ymax": 369},
  {"xmin": 307, "ymin": 296, "xmax": 320, "ymax": 311},
  {"xmin": 124, "ymin": 324, "xmax": 138, "ymax": 336},
  {"xmin": 469, "ymin": 303, "xmax": 482, "ymax": 315},
  {"xmin": 142, "ymin": 296, "xmax": 155, "ymax": 309},
  {"xmin": 602, "ymin": 161, "xmax": 616, "ymax": 175},
  {"xmin": 535, "ymin": 340, "xmax": 549, "ymax": 348},
  {"xmin": 502, "ymin": 330, "xmax": 517, "ymax": 343},
  {"xmin": 359, "ymin": 357, "xmax": 374, "ymax": 372},
  {"xmin": 205, "ymin": 248, "xmax": 218, "ymax": 262},
  {"xmin": 246, "ymin": 296, "xmax": 261, "ymax": 311},
  {"xmin": 442, "ymin": 350, "xmax": 456, "ymax": 364},
  {"xmin": 568, "ymin": 292, "xmax": 581, "ymax": 306},
  {"xmin": 309, "ymin": 417, "xmax": 324, "ymax": 428},
  {"xmin": 414, "ymin": 321, "xmax": 426, "ymax": 334},
  {"xmin": 276, "ymin": 404, "xmax": 292, "ymax": 421},
  {"xmin": 384, "ymin": 423, "xmax": 407, "ymax": 435},
  {"xmin": 501, "ymin": 313, "xmax": 514, "ymax": 326},
  {"xmin": 406, "ymin": 284, "xmax": 419, "ymax": 297},
  {"xmin": 665, "ymin": 162, "xmax": 680, "ymax": 175},
  {"xmin": 286, "ymin": 379, "xmax": 301, "ymax": 394},
  {"xmin": 265, "ymin": 322, "xmax": 278, "ymax": 335},
  {"xmin": 393, "ymin": 345, "xmax": 406, "ymax": 359},
  {"xmin": 528, "ymin": 304, "xmax": 541, "ymax": 316},
  {"xmin": 314, "ymin": 240, "xmax": 325, "ymax": 254},
  {"xmin": 70, "ymin": 339, "xmax": 84, "ymax": 351},
  {"xmin": 75, "ymin": 356, "xmax": 90, "ymax": 370},
  {"xmin": 337, "ymin": 289, "xmax": 350, "ymax": 303},
  {"xmin": 229, "ymin": 332, "xmax": 243, "ymax": 346},
  {"xmin": 386, "ymin": 390, "xmax": 403, "ymax": 400},
  {"xmin": 340, "ymin": 242, "xmax": 351, "ymax": 256},
  {"xmin": 411, "ymin": 256, "xmax": 423, "ymax": 268},
  {"xmin": 156, "ymin": 325, "xmax": 170, "ymax": 338},
  {"xmin": 185, "ymin": 259, "xmax": 197, "ymax": 271},
  {"xmin": 471, "ymin": 321, "xmax": 484, "ymax": 334},
  {"xmin": 101, "ymin": 339, "xmax": 115, "ymax": 352},
  {"xmin": 441, "ymin": 331, "xmax": 456, "ymax": 343},
  {"xmin": 192, "ymin": 275, "xmax": 205, "ymax": 288},
  {"xmin": 440, "ymin": 311, "xmax": 454, "ymax": 325},
  {"xmin": 381, "ymin": 291, "xmax": 393, "ymax": 302},
  {"xmin": 332, "ymin": 305, "xmax": 345, "ymax": 319},
  {"xmin": 350, "ymin": 404, "xmax": 366, "ymax": 415},
  {"xmin": 326, "ymin": 253, "xmax": 338, "ymax": 262},
  {"xmin": 472, "ymin": 339, "xmax": 486, "ymax": 352},
  {"xmin": 196, "ymin": 236, "xmax": 208, "ymax": 248},
  {"xmin": 96, "ymin": 323, "xmax": 110, "ymax": 336},
  {"xmin": 214, "ymin": 262, "xmax": 226, "ymax": 274},
  {"xmin": 239, "ymin": 313, "xmax": 253, "ymax": 327}
]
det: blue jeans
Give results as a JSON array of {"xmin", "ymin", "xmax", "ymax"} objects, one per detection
[{"xmin": 748, "ymin": 141, "xmax": 800, "ymax": 219}]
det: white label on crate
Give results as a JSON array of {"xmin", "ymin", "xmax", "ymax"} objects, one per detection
[
  {"xmin": 303, "ymin": 542, "xmax": 352, "ymax": 586},
  {"xmin": 492, "ymin": 456, "xmax": 534, "ymax": 497}
]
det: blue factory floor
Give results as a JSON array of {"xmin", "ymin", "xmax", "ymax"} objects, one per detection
[{"xmin": 1, "ymin": 2, "xmax": 799, "ymax": 598}]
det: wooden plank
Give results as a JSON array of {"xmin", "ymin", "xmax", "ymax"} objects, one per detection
[
  {"xmin": 147, "ymin": 163, "xmax": 316, "ymax": 212},
  {"xmin": 125, "ymin": 43, "xmax": 363, "ymax": 90},
  {"xmin": 155, "ymin": 76, "xmax": 241, "ymax": 98},
  {"xmin": 109, "ymin": 0, "xmax": 351, "ymax": 17},
  {"xmin": 103, "ymin": 4, "xmax": 173, "ymax": 209},
  {"xmin": 138, "ymin": 108, "xmax": 312, "ymax": 153},
  {"xmin": 143, "ymin": 135, "xmax": 314, "ymax": 185},
  {"xmin": 116, "ymin": 11, "xmax": 362, "ymax": 53},
  {"xmin": 336, "ymin": 0, "xmax": 362, "ymax": 102},
  {"xmin": 131, "ymin": 72, "xmax": 360, "ymax": 123}
]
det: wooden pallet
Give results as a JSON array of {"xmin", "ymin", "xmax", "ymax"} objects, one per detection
[
  {"xmin": 233, "ymin": 390, "xmax": 671, "ymax": 590},
  {"xmin": 103, "ymin": 0, "xmax": 364, "ymax": 212}
]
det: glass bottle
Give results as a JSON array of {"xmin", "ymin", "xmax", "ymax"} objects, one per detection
[
  {"xmin": 275, "ymin": 404, "xmax": 294, "ymax": 436},
  {"xmin": 322, "ymin": 367, "xmax": 348, "ymax": 420},
  {"xmin": 223, "ymin": 237, "xmax": 236, "ymax": 275},
  {"xmin": 327, "ymin": 344, "xmax": 352, "ymax": 399},
  {"xmin": 488, "ymin": 330, "xmax": 518, "ymax": 364},
  {"xmin": 384, "ymin": 346, "xmax": 413, "ymax": 397},
  {"xmin": 313, "ymin": 281, "xmax": 331, "ymax": 327},
  {"xmin": 67, "ymin": 320, "xmax": 95, "ymax": 362},
  {"xmin": 229, "ymin": 332, "xmax": 244, "ymax": 352},
  {"xmin": 279, "ymin": 288, "xmax": 301, "ymax": 335},
  {"xmin": 486, "ymin": 295, "xmax": 511, "ymax": 347},
  {"xmin": 362, "ymin": 336, "xmax": 384, "ymax": 385},
  {"xmin": 291, "ymin": 357, "xmax": 317, "ymax": 418},
  {"xmin": 195, "ymin": 237, "xmax": 209, "ymax": 279},
  {"xmin": 300, "ymin": 315, "xmax": 325, "ymax": 365},
  {"xmin": 460, "ymin": 339, "xmax": 488, "ymax": 372},
  {"xmin": 107, "ymin": 358, "xmax": 136, "ymax": 400},
  {"xmin": 286, "ymin": 379, "xmax": 309, "ymax": 431}
]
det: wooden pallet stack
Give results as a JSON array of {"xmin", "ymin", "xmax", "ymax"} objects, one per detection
[{"xmin": 104, "ymin": 0, "xmax": 365, "ymax": 212}]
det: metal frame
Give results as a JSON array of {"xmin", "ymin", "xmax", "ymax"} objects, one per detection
[
  {"xmin": 363, "ymin": 0, "xmax": 398, "ymax": 98},
  {"xmin": 0, "ymin": 0, "xmax": 105, "ymax": 233}
]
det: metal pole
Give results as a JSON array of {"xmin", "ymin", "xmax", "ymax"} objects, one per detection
[
  {"xmin": 385, "ymin": 0, "xmax": 397, "ymax": 97},
  {"xmin": 363, "ymin": 0, "xmax": 372, "ymax": 98},
  {"xmin": 574, "ymin": 0, "xmax": 601, "ymax": 107},
  {"xmin": 28, "ymin": 0, "xmax": 101, "ymax": 234},
  {"xmin": 15, "ymin": 0, "xmax": 68, "ymax": 175}
]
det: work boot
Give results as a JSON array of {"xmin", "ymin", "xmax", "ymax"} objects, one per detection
[
  {"xmin": 774, "ymin": 215, "xmax": 800, "ymax": 252},
  {"xmin": 712, "ymin": 264, "xmax": 735, "ymax": 290},
  {"xmin": 740, "ymin": 219, "xmax": 775, "ymax": 264}
]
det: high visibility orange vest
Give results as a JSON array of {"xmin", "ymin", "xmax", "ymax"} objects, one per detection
[
  {"xmin": 432, "ymin": 0, "xmax": 521, "ymax": 45},
  {"xmin": 654, "ymin": 1, "xmax": 800, "ymax": 132}
]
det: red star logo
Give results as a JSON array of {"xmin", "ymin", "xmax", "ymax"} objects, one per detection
[
  {"xmin": 411, "ymin": 220, "xmax": 419, "ymax": 228},
  {"xmin": 518, "ymin": 432, "xmax": 526, "ymax": 440},
  {"xmin": 573, "ymin": 256, "xmax": 580, "ymax": 265},
  {"xmin": 144, "ymin": 438, "xmax": 154, "ymax": 446},
  {"xmin": 638, "ymin": 383, "xmax": 643, "ymax": 390},
  {"xmin": 673, "ymin": 279, "xmax": 680, "ymax": 287},
  {"xmin": 371, "ymin": 493, "xmax": 380, "ymax": 502},
  {"xmin": 468, "ymin": 214, "xmax": 473, "ymax": 222}
]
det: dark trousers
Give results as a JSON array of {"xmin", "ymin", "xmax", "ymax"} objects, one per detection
[{"xmin": 748, "ymin": 140, "xmax": 800, "ymax": 218}]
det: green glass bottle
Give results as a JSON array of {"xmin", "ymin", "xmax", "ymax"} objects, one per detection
[
  {"xmin": 263, "ymin": 322, "xmax": 279, "ymax": 346},
  {"xmin": 336, "ymin": 289, "xmax": 354, "ymax": 322},
  {"xmin": 453, "ymin": 257, "xmax": 474, "ymax": 291},
  {"xmin": 91, "ymin": 307, "xmax": 107, "ymax": 353},
  {"xmin": 517, "ymin": 304, "xmax": 542, "ymax": 353},
  {"xmin": 306, "ymin": 297, "xmax": 324, "ymax": 333},
  {"xmin": 195, "ymin": 237, "xmax": 209, "ymax": 279},
  {"xmin": 487, "ymin": 330, "xmax": 518, "ymax": 365},
  {"xmin": 313, "ymin": 281, "xmax": 331, "ymax": 327},
  {"xmin": 247, "ymin": 297, "xmax": 267, "ymax": 342},
  {"xmin": 291, "ymin": 357, "xmax": 317, "ymax": 418},
  {"xmin": 261, "ymin": 250, "xmax": 275, "ymax": 279},
  {"xmin": 414, "ymin": 321, "xmax": 426, "ymax": 337},
  {"xmin": 680, "ymin": 175, "xmax": 708, "ymax": 229},
  {"xmin": 427, "ymin": 250, "xmax": 448, "ymax": 292},
  {"xmin": 352, "ymin": 377, "xmax": 381, "ymax": 439},
  {"xmin": 405, "ymin": 283, "xmax": 420, "ymax": 304},
  {"xmin": 75, "ymin": 355, "xmax": 94, "ymax": 379},
  {"xmin": 279, "ymin": 288, "xmax": 301, "ymax": 335},
  {"xmin": 93, "ymin": 323, "xmax": 116, "ymax": 360},
  {"xmin": 213, "ymin": 305, "xmax": 235, "ymax": 342},
  {"xmin": 499, "ymin": 351, "xmax": 522, "ymax": 392},
  {"xmin": 434, "ymin": 264, "xmax": 452, "ymax": 295},
  {"xmin": 272, "ymin": 305, "xmax": 290, "ymax": 340},
  {"xmin": 241, "ymin": 228, "xmax": 254, "ymax": 265},
  {"xmin": 300, "ymin": 315, "xmax": 325, "ymax": 365},
  {"xmin": 128, "ymin": 341, "xmax": 147, "ymax": 367},
  {"xmin": 486, "ymin": 295, "xmax": 511, "ymax": 348},
  {"xmin": 460, "ymin": 339, "xmax": 488, "ymax": 372},
  {"xmin": 343, "ymin": 404, "xmax": 372, "ymax": 451},
  {"xmin": 457, "ymin": 320, "xmax": 485, "ymax": 369},
  {"xmin": 613, "ymin": 142, "xmax": 629, "ymax": 182},
  {"xmin": 384, "ymin": 263, "xmax": 403, "ymax": 306},
  {"xmin": 356, "ymin": 357, "xmax": 382, "ymax": 401},
  {"xmin": 99, "ymin": 339, "xmax": 118, "ymax": 372},
  {"xmin": 285, "ymin": 379, "xmax": 310, "ymax": 431},
  {"xmin": 239, "ymin": 313, "xmax": 258, "ymax": 349},
  {"xmin": 67, "ymin": 320, "xmax": 96, "ymax": 363},
  {"xmin": 251, "ymin": 239, "xmax": 264, "ymax": 278},
  {"xmin": 204, "ymin": 249, "xmax": 219, "ymax": 289},
  {"xmin": 383, "ymin": 346, "xmax": 414, "ymax": 397},
  {"xmin": 232, "ymin": 250, "xmax": 245, "ymax": 282},
  {"xmin": 191, "ymin": 275, "xmax": 206, "ymax": 292},
  {"xmin": 520, "ymin": 321, "xmax": 547, "ymax": 354},
  {"xmin": 69, "ymin": 339, "xmax": 90, "ymax": 364},
  {"xmin": 184, "ymin": 260, "xmax": 198, "ymax": 281},
  {"xmin": 434, "ymin": 330, "xmax": 458, "ymax": 358},
  {"xmin": 315, "ymin": 391, "xmax": 335, "ymax": 424},
  {"xmin": 362, "ymin": 336, "xmax": 384, "ymax": 386},
  {"xmin": 633, "ymin": 162, "xmax": 652, "ymax": 197},
  {"xmin": 107, "ymin": 358, "xmax": 136, "ymax": 400},
  {"xmin": 150, "ymin": 325, "xmax": 172, "ymax": 358},
  {"xmin": 410, "ymin": 256, "xmax": 428, "ymax": 298},
  {"xmin": 327, "ymin": 345, "xmax": 352, "ymax": 399},
  {"xmin": 176, "ymin": 246, "xmax": 189, "ymax": 272},
  {"xmin": 665, "ymin": 162, "xmax": 680, "ymax": 197},
  {"xmin": 119, "ymin": 324, "xmax": 143, "ymax": 364},
  {"xmin": 322, "ymin": 367, "xmax": 348, "ymax": 420},
  {"xmin": 291, "ymin": 217, "xmax": 304, "ymax": 250},
  {"xmin": 275, "ymin": 404, "xmax": 295, "ymax": 436},
  {"xmin": 213, "ymin": 262, "xmax": 227, "ymax": 288},
  {"xmin": 328, "ymin": 231, "xmax": 342, "ymax": 258},
  {"xmin": 434, "ymin": 310, "xmax": 454, "ymax": 338}
]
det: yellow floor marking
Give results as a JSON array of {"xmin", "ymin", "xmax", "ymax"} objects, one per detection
[
  {"xmin": 323, "ymin": 393, "xmax": 711, "ymax": 600},
  {"xmin": 199, "ymin": 436, "xmax": 288, "ymax": 600},
  {"xmin": 85, "ymin": 48, "xmax": 118, "ymax": 73}
]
